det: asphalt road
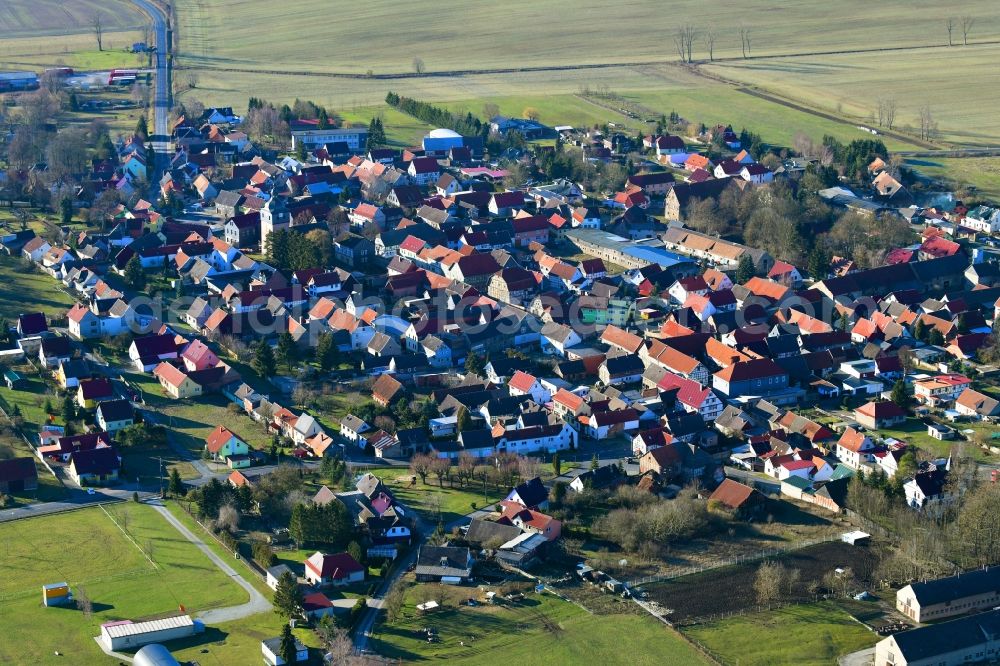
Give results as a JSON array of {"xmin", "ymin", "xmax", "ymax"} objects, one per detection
[
  {"xmin": 130, "ymin": 0, "xmax": 171, "ymax": 194},
  {"xmin": 149, "ymin": 499, "xmax": 272, "ymax": 622}
]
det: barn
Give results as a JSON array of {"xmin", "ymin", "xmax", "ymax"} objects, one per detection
[
  {"xmin": 99, "ymin": 615, "xmax": 197, "ymax": 651},
  {"xmin": 0, "ymin": 457, "xmax": 38, "ymax": 493}
]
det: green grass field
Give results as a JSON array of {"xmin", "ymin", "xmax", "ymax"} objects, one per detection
[
  {"xmin": 906, "ymin": 156, "xmax": 1000, "ymax": 200},
  {"xmin": 363, "ymin": 468, "xmax": 496, "ymax": 525},
  {"xmin": 372, "ymin": 583, "xmax": 709, "ymax": 664},
  {"xmin": 683, "ymin": 602, "xmax": 876, "ymax": 666},
  {"xmin": 875, "ymin": 417, "xmax": 982, "ymax": 460},
  {"xmin": 175, "ymin": 0, "xmax": 997, "ymax": 75},
  {"xmin": 0, "ymin": 504, "xmax": 250, "ymax": 665}
]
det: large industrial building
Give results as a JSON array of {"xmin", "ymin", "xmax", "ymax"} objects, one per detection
[
  {"xmin": 566, "ymin": 229, "xmax": 697, "ymax": 273},
  {"xmin": 0, "ymin": 71, "xmax": 39, "ymax": 92},
  {"xmin": 897, "ymin": 566, "xmax": 1000, "ymax": 623},
  {"xmin": 875, "ymin": 609, "xmax": 1000, "ymax": 666},
  {"xmin": 289, "ymin": 124, "xmax": 368, "ymax": 151}
]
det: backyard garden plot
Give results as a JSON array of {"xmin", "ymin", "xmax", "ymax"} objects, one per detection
[{"xmin": 644, "ymin": 540, "xmax": 881, "ymax": 623}]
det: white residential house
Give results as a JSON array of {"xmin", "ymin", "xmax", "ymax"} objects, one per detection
[
  {"xmin": 834, "ymin": 427, "xmax": 875, "ymax": 469},
  {"xmin": 508, "ymin": 371, "xmax": 552, "ymax": 405},
  {"xmin": 339, "ymin": 415, "xmax": 371, "ymax": 446}
]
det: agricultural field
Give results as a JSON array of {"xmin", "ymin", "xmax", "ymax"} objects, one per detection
[
  {"xmin": 703, "ymin": 42, "xmax": 1000, "ymax": 147},
  {"xmin": 644, "ymin": 540, "xmax": 881, "ymax": 623},
  {"xmin": 0, "ymin": 0, "xmax": 144, "ymax": 39},
  {"xmin": 0, "ymin": 0, "xmax": 146, "ymax": 72},
  {"xmin": 370, "ymin": 582, "xmax": 709, "ymax": 665},
  {"xmin": 905, "ymin": 156, "xmax": 1000, "ymax": 200},
  {"xmin": 174, "ymin": 0, "xmax": 996, "ymax": 76},
  {"xmin": 684, "ymin": 602, "xmax": 877, "ymax": 666},
  {"xmin": 0, "ymin": 504, "xmax": 250, "ymax": 665}
]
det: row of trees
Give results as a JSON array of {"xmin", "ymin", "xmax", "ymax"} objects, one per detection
[
  {"xmin": 384, "ymin": 92, "xmax": 486, "ymax": 138},
  {"xmin": 673, "ymin": 25, "xmax": 752, "ymax": 62},
  {"xmin": 288, "ymin": 501, "xmax": 353, "ymax": 548},
  {"xmin": 408, "ymin": 451, "xmax": 542, "ymax": 493}
]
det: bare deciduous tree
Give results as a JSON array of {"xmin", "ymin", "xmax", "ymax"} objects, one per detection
[
  {"xmin": 412, "ymin": 57, "xmax": 425, "ymax": 74},
  {"xmin": 754, "ymin": 561, "xmax": 784, "ymax": 607},
  {"xmin": 704, "ymin": 30, "xmax": 717, "ymax": 61},
  {"xmin": 76, "ymin": 586, "xmax": 93, "ymax": 616},
  {"xmin": 739, "ymin": 26, "xmax": 751, "ymax": 59},
  {"xmin": 946, "ymin": 17, "xmax": 955, "ymax": 46},
  {"xmin": 917, "ymin": 105, "xmax": 936, "ymax": 141},
  {"xmin": 217, "ymin": 504, "xmax": 240, "ymax": 532},
  {"xmin": 876, "ymin": 97, "xmax": 897, "ymax": 129},
  {"xmin": 92, "ymin": 13, "xmax": 104, "ymax": 52},
  {"xmin": 674, "ymin": 25, "xmax": 697, "ymax": 63},
  {"xmin": 961, "ymin": 16, "xmax": 975, "ymax": 45}
]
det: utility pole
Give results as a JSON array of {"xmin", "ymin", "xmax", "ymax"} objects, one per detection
[{"xmin": 158, "ymin": 456, "xmax": 164, "ymax": 498}]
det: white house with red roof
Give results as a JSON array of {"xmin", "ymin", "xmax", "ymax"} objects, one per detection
[
  {"xmin": 304, "ymin": 551, "xmax": 364, "ymax": 587},
  {"xmin": 584, "ymin": 408, "xmax": 639, "ymax": 440},
  {"xmin": 913, "ymin": 374, "xmax": 972, "ymax": 406},
  {"xmin": 835, "ymin": 427, "xmax": 875, "ymax": 469},
  {"xmin": 508, "ymin": 370, "xmax": 550, "ymax": 405},
  {"xmin": 767, "ymin": 260, "xmax": 802, "ymax": 286},
  {"xmin": 667, "ymin": 276, "xmax": 709, "ymax": 304}
]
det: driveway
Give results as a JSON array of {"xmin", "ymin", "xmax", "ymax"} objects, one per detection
[{"xmin": 148, "ymin": 500, "xmax": 271, "ymax": 622}]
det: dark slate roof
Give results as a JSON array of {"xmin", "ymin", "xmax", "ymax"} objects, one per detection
[
  {"xmin": 0, "ymin": 457, "xmax": 37, "ymax": 483},
  {"xmin": 508, "ymin": 477, "xmax": 548, "ymax": 507},
  {"xmin": 466, "ymin": 518, "xmax": 523, "ymax": 545},
  {"xmin": 97, "ymin": 398, "xmax": 134, "ymax": 423},
  {"xmin": 891, "ymin": 609, "xmax": 1000, "ymax": 662},
  {"xmin": 907, "ymin": 566, "xmax": 1000, "ymax": 607},
  {"xmin": 70, "ymin": 447, "xmax": 120, "ymax": 475}
]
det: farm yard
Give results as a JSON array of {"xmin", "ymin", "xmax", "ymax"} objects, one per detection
[
  {"xmin": 369, "ymin": 581, "xmax": 710, "ymax": 665},
  {"xmin": 0, "ymin": 504, "xmax": 251, "ymax": 665}
]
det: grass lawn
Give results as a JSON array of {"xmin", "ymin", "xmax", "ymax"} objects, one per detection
[
  {"xmin": 169, "ymin": 611, "xmax": 322, "ymax": 666},
  {"xmin": 366, "ymin": 468, "xmax": 498, "ymax": 525},
  {"xmin": 0, "ymin": 255, "xmax": 77, "ymax": 321},
  {"xmin": 683, "ymin": 602, "xmax": 876, "ymax": 666},
  {"xmin": 159, "ymin": 395, "xmax": 274, "ymax": 458},
  {"xmin": 371, "ymin": 582, "xmax": 708, "ymax": 664},
  {"xmin": 875, "ymin": 417, "xmax": 982, "ymax": 460},
  {"xmin": 164, "ymin": 500, "xmax": 275, "ymax": 598},
  {"xmin": 0, "ymin": 374, "xmax": 60, "ymax": 434},
  {"xmin": 0, "ymin": 503, "xmax": 250, "ymax": 665}
]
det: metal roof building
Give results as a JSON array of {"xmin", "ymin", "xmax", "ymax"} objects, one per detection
[{"xmin": 99, "ymin": 615, "xmax": 196, "ymax": 651}]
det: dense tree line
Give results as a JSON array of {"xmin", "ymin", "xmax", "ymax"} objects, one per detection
[
  {"xmin": 288, "ymin": 501, "xmax": 353, "ymax": 548},
  {"xmin": 264, "ymin": 227, "xmax": 331, "ymax": 271},
  {"xmin": 385, "ymin": 92, "xmax": 486, "ymax": 137}
]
